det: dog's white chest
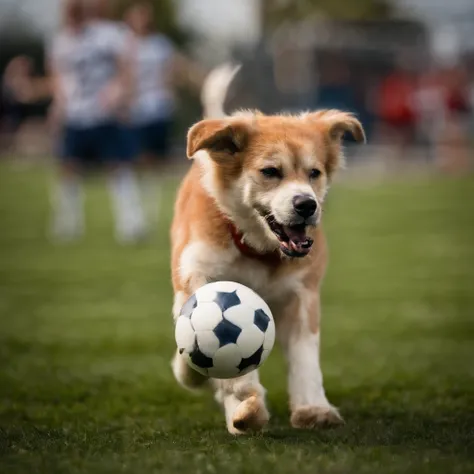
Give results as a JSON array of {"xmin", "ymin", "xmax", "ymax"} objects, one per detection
[{"xmin": 179, "ymin": 241, "xmax": 304, "ymax": 305}]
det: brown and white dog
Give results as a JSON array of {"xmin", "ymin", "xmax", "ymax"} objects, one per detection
[{"xmin": 171, "ymin": 64, "xmax": 365, "ymax": 434}]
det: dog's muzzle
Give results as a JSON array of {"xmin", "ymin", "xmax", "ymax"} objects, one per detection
[
  {"xmin": 264, "ymin": 214, "xmax": 316, "ymax": 258},
  {"xmin": 292, "ymin": 194, "xmax": 317, "ymax": 219}
]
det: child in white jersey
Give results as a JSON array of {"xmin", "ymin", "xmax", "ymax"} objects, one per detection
[
  {"xmin": 124, "ymin": 1, "xmax": 204, "ymax": 226},
  {"xmin": 49, "ymin": 0, "xmax": 146, "ymax": 243}
]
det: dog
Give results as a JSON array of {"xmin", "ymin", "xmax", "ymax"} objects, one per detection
[{"xmin": 170, "ymin": 64, "xmax": 365, "ymax": 434}]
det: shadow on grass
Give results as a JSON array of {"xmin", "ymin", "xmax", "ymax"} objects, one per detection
[{"xmin": 259, "ymin": 411, "xmax": 473, "ymax": 457}]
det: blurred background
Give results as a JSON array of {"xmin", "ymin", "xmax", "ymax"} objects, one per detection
[
  {"xmin": 1, "ymin": 0, "xmax": 473, "ymax": 171},
  {"xmin": 0, "ymin": 1, "xmax": 473, "ymax": 472}
]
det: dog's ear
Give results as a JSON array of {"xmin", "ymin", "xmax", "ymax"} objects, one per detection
[
  {"xmin": 305, "ymin": 110, "xmax": 365, "ymax": 176},
  {"xmin": 186, "ymin": 119, "xmax": 250, "ymax": 159},
  {"xmin": 307, "ymin": 110, "xmax": 366, "ymax": 144}
]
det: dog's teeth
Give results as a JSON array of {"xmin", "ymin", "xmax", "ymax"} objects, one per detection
[{"xmin": 290, "ymin": 241, "xmax": 299, "ymax": 252}]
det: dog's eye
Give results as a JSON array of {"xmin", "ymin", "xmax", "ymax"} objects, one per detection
[
  {"xmin": 309, "ymin": 169, "xmax": 322, "ymax": 179},
  {"xmin": 260, "ymin": 167, "xmax": 282, "ymax": 179}
]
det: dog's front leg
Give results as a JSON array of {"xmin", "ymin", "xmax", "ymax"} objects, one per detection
[
  {"xmin": 173, "ymin": 281, "xmax": 268, "ymax": 434},
  {"xmin": 212, "ymin": 372, "xmax": 269, "ymax": 435},
  {"xmin": 171, "ymin": 285, "xmax": 209, "ymax": 390},
  {"xmin": 278, "ymin": 292, "xmax": 343, "ymax": 429}
]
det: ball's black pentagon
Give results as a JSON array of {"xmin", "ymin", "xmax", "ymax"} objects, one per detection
[
  {"xmin": 213, "ymin": 318, "xmax": 242, "ymax": 347},
  {"xmin": 214, "ymin": 290, "xmax": 241, "ymax": 312},
  {"xmin": 190, "ymin": 346, "xmax": 213, "ymax": 369},
  {"xmin": 254, "ymin": 309, "xmax": 270, "ymax": 332},
  {"xmin": 180, "ymin": 294, "xmax": 197, "ymax": 318},
  {"xmin": 238, "ymin": 345, "xmax": 264, "ymax": 371}
]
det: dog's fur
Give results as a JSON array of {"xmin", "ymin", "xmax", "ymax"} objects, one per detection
[{"xmin": 170, "ymin": 64, "xmax": 365, "ymax": 434}]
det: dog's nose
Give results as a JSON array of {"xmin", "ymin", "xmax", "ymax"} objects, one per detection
[{"xmin": 293, "ymin": 195, "xmax": 317, "ymax": 218}]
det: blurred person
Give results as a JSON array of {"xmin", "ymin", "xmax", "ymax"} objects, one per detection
[
  {"xmin": 469, "ymin": 58, "xmax": 474, "ymax": 154},
  {"xmin": 85, "ymin": 0, "xmax": 129, "ymax": 36},
  {"xmin": 413, "ymin": 60, "xmax": 471, "ymax": 171},
  {"xmin": 85, "ymin": 0, "xmax": 113, "ymax": 21},
  {"xmin": 124, "ymin": 1, "xmax": 204, "ymax": 226},
  {"xmin": 48, "ymin": 0, "xmax": 145, "ymax": 243},
  {"xmin": 0, "ymin": 56, "xmax": 34, "ymax": 154},
  {"xmin": 413, "ymin": 66, "xmax": 446, "ymax": 162},
  {"xmin": 437, "ymin": 64, "xmax": 471, "ymax": 172},
  {"xmin": 374, "ymin": 54, "xmax": 417, "ymax": 160}
]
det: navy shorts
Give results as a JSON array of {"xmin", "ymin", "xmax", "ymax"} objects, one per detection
[
  {"xmin": 132, "ymin": 119, "xmax": 173, "ymax": 159},
  {"xmin": 59, "ymin": 122, "xmax": 134, "ymax": 162}
]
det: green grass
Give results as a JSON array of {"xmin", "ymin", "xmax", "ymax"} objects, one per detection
[{"xmin": 0, "ymin": 163, "xmax": 473, "ymax": 473}]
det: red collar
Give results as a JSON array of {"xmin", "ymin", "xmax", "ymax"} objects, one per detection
[{"xmin": 226, "ymin": 219, "xmax": 282, "ymax": 266}]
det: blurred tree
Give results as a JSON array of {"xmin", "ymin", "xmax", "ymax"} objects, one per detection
[{"xmin": 262, "ymin": 0, "xmax": 394, "ymax": 29}]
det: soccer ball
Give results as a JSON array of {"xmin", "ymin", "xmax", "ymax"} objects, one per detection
[{"xmin": 175, "ymin": 281, "xmax": 275, "ymax": 379}]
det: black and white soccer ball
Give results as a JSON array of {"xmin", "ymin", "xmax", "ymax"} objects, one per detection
[{"xmin": 175, "ymin": 281, "xmax": 275, "ymax": 379}]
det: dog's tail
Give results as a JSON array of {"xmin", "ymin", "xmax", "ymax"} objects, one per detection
[{"xmin": 201, "ymin": 62, "xmax": 241, "ymax": 118}]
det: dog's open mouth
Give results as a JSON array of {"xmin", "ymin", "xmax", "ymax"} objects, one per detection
[{"xmin": 265, "ymin": 215, "xmax": 314, "ymax": 258}]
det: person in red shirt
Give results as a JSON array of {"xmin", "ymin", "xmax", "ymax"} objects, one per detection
[{"xmin": 375, "ymin": 65, "xmax": 417, "ymax": 160}]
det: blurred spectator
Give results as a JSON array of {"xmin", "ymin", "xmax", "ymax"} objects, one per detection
[
  {"xmin": 413, "ymin": 66, "xmax": 445, "ymax": 161},
  {"xmin": 0, "ymin": 56, "xmax": 33, "ymax": 154},
  {"xmin": 437, "ymin": 64, "xmax": 471, "ymax": 172},
  {"xmin": 469, "ymin": 60, "xmax": 474, "ymax": 153},
  {"xmin": 48, "ymin": 0, "xmax": 145, "ymax": 243},
  {"xmin": 374, "ymin": 54, "xmax": 417, "ymax": 159},
  {"xmin": 124, "ymin": 0, "xmax": 204, "ymax": 226}
]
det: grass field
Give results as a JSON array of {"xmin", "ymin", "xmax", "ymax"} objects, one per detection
[{"xmin": 0, "ymin": 163, "xmax": 473, "ymax": 474}]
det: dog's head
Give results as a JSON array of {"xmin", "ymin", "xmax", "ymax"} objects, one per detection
[{"xmin": 187, "ymin": 110, "xmax": 365, "ymax": 258}]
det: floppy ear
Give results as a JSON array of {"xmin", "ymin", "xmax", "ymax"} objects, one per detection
[
  {"xmin": 186, "ymin": 119, "xmax": 250, "ymax": 159},
  {"xmin": 308, "ymin": 109, "xmax": 366, "ymax": 144},
  {"xmin": 306, "ymin": 110, "xmax": 365, "ymax": 177}
]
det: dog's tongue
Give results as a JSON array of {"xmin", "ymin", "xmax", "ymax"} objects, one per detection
[{"xmin": 283, "ymin": 225, "xmax": 313, "ymax": 254}]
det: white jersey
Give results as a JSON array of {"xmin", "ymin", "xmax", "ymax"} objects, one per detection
[
  {"xmin": 50, "ymin": 21, "xmax": 128, "ymax": 127},
  {"xmin": 130, "ymin": 34, "xmax": 175, "ymax": 124}
]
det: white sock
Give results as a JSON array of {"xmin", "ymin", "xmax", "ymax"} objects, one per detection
[
  {"xmin": 50, "ymin": 174, "xmax": 84, "ymax": 240},
  {"xmin": 108, "ymin": 167, "xmax": 146, "ymax": 243}
]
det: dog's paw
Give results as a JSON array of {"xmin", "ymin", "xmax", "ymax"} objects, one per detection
[
  {"xmin": 290, "ymin": 404, "xmax": 344, "ymax": 429},
  {"xmin": 229, "ymin": 395, "xmax": 269, "ymax": 435},
  {"xmin": 171, "ymin": 351, "xmax": 208, "ymax": 391}
]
